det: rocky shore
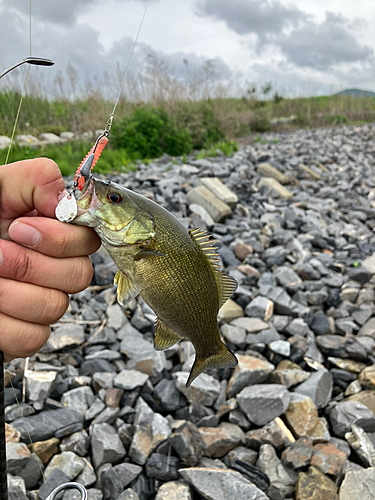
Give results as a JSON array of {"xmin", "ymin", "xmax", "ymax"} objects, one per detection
[{"xmin": 5, "ymin": 123, "xmax": 375, "ymax": 500}]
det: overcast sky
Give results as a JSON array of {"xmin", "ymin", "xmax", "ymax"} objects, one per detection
[{"xmin": 1, "ymin": 0, "xmax": 374, "ymax": 98}]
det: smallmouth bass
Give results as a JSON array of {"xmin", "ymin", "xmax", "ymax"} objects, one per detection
[{"xmin": 72, "ymin": 176, "xmax": 238, "ymax": 386}]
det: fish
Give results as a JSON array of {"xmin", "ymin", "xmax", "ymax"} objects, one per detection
[{"xmin": 72, "ymin": 176, "xmax": 238, "ymax": 386}]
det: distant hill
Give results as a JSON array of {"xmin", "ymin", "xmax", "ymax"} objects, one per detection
[{"xmin": 335, "ymin": 88, "xmax": 375, "ymax": 98}]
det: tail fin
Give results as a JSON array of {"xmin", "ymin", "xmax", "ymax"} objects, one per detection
[{"xmin": 186, "ymin": 342, "xmax": 238, "ymax": 387}]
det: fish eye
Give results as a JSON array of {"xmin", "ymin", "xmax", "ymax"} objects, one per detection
[{"xmin": 107, "ymin": 192, "xmax": 123, "ymax": 203}]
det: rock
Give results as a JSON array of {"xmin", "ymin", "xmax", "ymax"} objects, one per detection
[
  {"xmin": 310, "ymin": 443, "xmax": 347, "ymax": 476},
  {"xmin": 257, "ymin": 163, "xmax": 290, "ymax": 184},
  {"xmin": 258, "ymin": 177, "xmax": 293, "ymax": 198},
  {"xmin": 169, "ymin": 421, "xmax": 204, "ymax": 466},
  {"xmin": 256, "ymin": 444, "xmax": 297, "ymax": 499},
  {"xmin": 145, "ymin": 453, "xmax": 181, "ymax": 480},
  {"xmin": 61, "ymin": 386, "xmax": 95, "ymax": 415},
  {"xmin": 269, "ymin": 340, "xmax": 291, "ymax": 357},
  {"xmin": 345, "ymin": 425, "xmax": 375, "ymax": 467},
  {"xmin": 227, "ymin": 460, "xmax": 270, "ymax": 493},
  {"xmin": 107, "ymin": 304, "xmax": 127, "ymax": 330},
  {"xmin": 154, "ymin": 481, "xmax": 192, "ymax": 500},
  {"xmin": 12, "ymin": 409, "xmax": 83, "ymax": 442},
  {"xmin": 227, "ymin": 354, "xmax": 274, "ymax": 398},
  {"xmin": 339, "ymin": 468, "xmax": 375, "ymax": 500},
  {"xmin": 230, "ymin": 317, "xmax": 269, "ymax": 332},
  {"xmin": 358, "ymin": 365, "xmax": 375, "ymax": 389},
  {"xmin": 45, "ymin": 325, "xmax": 85, "ymax": 351},
  {"xmin": 258, "ymin": 286, "xmax": 307, "ymax": 317},
  {"xmin": 233, "ymin": 241, "xmax": 253, "ymax": 261},
  {"xmin": 328, "ymin": 401, "xmax": 375, "ymax": 437},
  {"xmin": 246, "ymin": 417, "xmax": 295, "ymax": 450},
  {"xmin": 281, "ymin": 437, "xmax": 313, "ymax": 470},
  {"xmin": 101, "ymin": 463, "xmax": 142, "ymax": 499},
  {"xmin": 117, "ymin": 490, "xmax": 140, "ymax": 500},
  {"xmin": 189, "ymin": 203, "xmax": 215, "ymax": 226},
  {"xmin": 220, "ymin": 324, "xmax": 247, "ymax": 347},
  {"xmin": 347, "ymin": 267, "xmax": 372, "ymax": 284},
  {"xmin": 328, "ymin": 357, "xmax": 366, "ymax": 373},
  {"xmin": 224, "ymin": 446, "xmax": 258, "ymax": 468},
  {"xmin": 174, "ymin": 372, "xmax": 220, "ymax": 406},
  {"xmin": 5, "ymin": 423, "xmax": 21, "ymax": 443},
  {"xmin": 285, "ymin": 394, "xmax": 330, "ymax": 442},
  {"xmin": 273, "ymin": 266, "xmax": 302, "ymax": 292},
  {"xmin": 270, "ymin": 369, "xmax": 310, "ymax": 388},
  {"xmin": 6, "ymin": 441, "xmax": 31, "ymax": 475},
  {"xmin": 347, "ymin": 390, "xmax": 375, "ymax": 414},
  {"xmin": 114, "ymin": 370, "xmax": 149, "ymax": 390},
  {"xmin": 293, "ymin": 370, "xmax": 333, "ymax": 409},
  {"xmin": 358, "ymin": 318, "xmax": 375, "ymax": 338},
  {"xmin": 7, "ymin": 474, "xmax": 27, "ymax": 500},
  {"xmin": 296, "ymin": 466, "xmax": 338, "ymax": 499},
  {"xmin": 76, "ymin": 458, "xmax": 96, "ymax": 487},
  {"xmin": 307, "ymin": 311, "xmax": 331, "ymax": 335},
  {"xmin": 154, "ymin": 379, "xmax": 186, "ymax": 412},
  {"xmin": 29, "ymin": 437, "xmax": 60, "ymax": 465},
  {"xmin": 237, "ymin": 384, "xmax": 290, "ymax": 426},
  {"xmin": 24, "ymin": 370, "xmax": 58, "ymax": 402},
  {"xmin": 187, "ymin": 186, "xmax": 231, "ymax": 222},
  {"xmin": 200, "ymin": 177, "xmax": 238, "ymax": 207},
  {"xmin": 362, "ymin": 253, "xmax": 375, "ymax": 274},
  {"xmin": 179, "ymin": 467, "xmax": 270, "ymax": 500},
  {"xmin": 60, "ymin": 430, "xmax": 90, "ymax": 456},
  {"xmin": 129, "ymin": 398, "xmax": 171, "ymax": 465},
  {"xmin": 199, "ymin": 423, "xmax": 245, "ymax": 458},
  {"xmin": 44, "ymin": 451, "xmax": 85, "ymax": 480},
  {"xmin": 38, "ymin": 469, "xmax": 70, "ymax": 500},
  {"xmin": 91, "ymin": 423, "xmax": 126, "ymax": 469},
  {"xmin": 218, "ymin": 299, "xmax": 244, "ymax": 322},
  {"xmin": 245, "ymin": 296, "xmax": 274, "ymax": 321},
  {"xmin": 298, "ymin": 163, "xmax": 321, "ymax": 180},
  {"xmin": 126, "ymin": 351, "xmax": 167, "ymax": 378}
]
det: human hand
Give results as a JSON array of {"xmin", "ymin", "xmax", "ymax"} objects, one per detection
[{"xmin": 0, "ymin": 158, "xmax": 101, "ymax": 361}]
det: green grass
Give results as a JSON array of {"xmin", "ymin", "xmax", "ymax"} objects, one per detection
[{"xmin": 196, "ymin": 140, "xmax": 238, "ymax": 159}]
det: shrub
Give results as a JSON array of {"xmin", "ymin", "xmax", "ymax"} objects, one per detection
[
  {"xmin": 111, "ymin": 107, "xmax": 192, "ymax": 159},
  {"xmin": 325, "ymin": 114, "xmax": 348, "ymax": 125}
]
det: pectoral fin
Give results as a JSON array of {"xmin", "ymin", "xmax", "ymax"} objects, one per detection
[
  {"xmin": 114, "ymin": 270, "xmax": 140, "ymax": 306},
  {"xmin": 134, "ymin": 249, "xmax": 166, "ymax": 261},
  {"xmin": 186, "ymin": 342, "xmax": 237, "ymax": 387},
  {"xmin": 154, "ymin": 320, "xmax": 184, "ymax": 350}
]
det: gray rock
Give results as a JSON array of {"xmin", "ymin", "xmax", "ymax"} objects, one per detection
[
  {"xmin": 227, "ymin": 354, "xmax": 275, "ymax": 398},
  {"xmin": 358, "ymin": 318, "xmax": 375, "ymax": 338},
  {"xmin": 187, "ymin": 185, "xmax": 232, "ymax": 222},
  {"xmin": 38, "ymin": 469, "xmax": 70, "ymax": 500},
  {"xmin": 180, "ymin": 467, "xmax": 270, "ymax": 500},
  {"xmin": 256, "ymin": 443, "xmax": 297, "ymax": 499},
  {"xmin": 174, "ymin": 372, "xmax": 220, "ymax": 406},
  {"xmin": 268, "ymin": 340, "xmax": 291, "ymax": 357},
  {"xmin": 329, "ymin": 401, "xmax": 375, "ymax": 437},
  {"xmin": 61, "ymin": 386, "xmax": 95, "ymax": 415},
  {"xmin": 281, "ymin": 437, "xmax": 313, "ymax": 470},
  {"xmin": 91, "ymin": 423, "xmax": 126, "ymax": 469},
  {"xmin": 154, "ymin": 379, "xmax": 186, "ymax": 412},
  {"xmin": 199, "ymin": 423, "xmax": 245, "ymax": 458},
  {"xmin": 86, "ymin": 398, "xmax": 106, "ymax": 421},
  {"xmin": 102, "ymin": 463, "xmax": 142, "ymax": 499},
  {"xmin": 245, "ymin": 296, "xmax": 274, "ymax": 321},
  {"xmin": 114, "ymin": 369, "xmax": 149, "ymax": 390},
  {"xmin": 293, "ymin": 370, "xmax": 333, "ymax": 409},
  {"xmin": 44, "ymin": 451, "xmax": 85, "ymax": 480},
  {"xmin": 16, "ymin": 453, "xmax": 43, "ymax": 490},
  {"xmin": 126, "ymin": 350, "xmax": 167, "ymax": 378},
  {"xmin": 339, "ymin": 468, "xmax": 375, "ymax": 500},
  {"xmin": 345, "ymin": 425, "xmax": 375, "ymax": 467},
  {"xmin": 230, "ymin": 317, "xmax": 269, "ymax": 332},
  {"xmin": 60, "ymin": 430, "xmax": 90, "ymax": 456},
  {"xmin": 107, "ymin": 304, "xmax": 128, "ymax": 330},
  {"xmin": 258, "ymin": 177, "xmax": 293, "ymax": 199},
  {"xmin": 7, "ymin": 474, "xmax": 27, "ymax": 500},
  {"xmin": 129, "ymin": 398, "xmax": 171, "ymax": 465},
  {"xmin": 257, "ymin": 163, "xmax": 290, "ymax": 184},
  {"xmin": 169, "ymin": 421, "xmax": 205, "ymax": 466},
  {"xmin": 45, "ymin": 325, "xmax": 85, "ymax": 351},
  {"xmin": 273, "ymin": 266, "xmax": 302, "ymax": 292},
  {"xmin": 12, "ymin": 409, "xmax": 84, "ymax": 442},
  {"xmin": 24, "ymin": 370, "xmax": 58, "ymax": 402},
  {"xmin": 258, "ymin": 286, "xmax": 307, "ymax": 317},
  {"xmin": 237, "ymin": 384, "xmax": 291, "ymax": 426},
  {"xmin": 92, "ymin": 372, "xmax": 115, "ymax": 390},
  {"xmin": 6, "ymin": 442, "xmax": 30, "ymax": 475},
  {"xmin": 220, "ymin": 323, "xmax": 247, "ymax": 347},
  {"xmin": 75, "ymin": 458, "xmax": 96, "ymax": 487},
  {"xmin": 145, "ymin": 453, "xmax": 181, "ymax": 481},
  {"xmin": 155, "ymin": 481, "xmax": 192, "ymax": 500},
  {"xmin": 117, "ymin": 490, "xmax": 140, "ymax": 500}
]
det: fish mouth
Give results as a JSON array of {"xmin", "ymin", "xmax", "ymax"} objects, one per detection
[{"xmin": 73, "ymin": 176, "xmax": 101, "ymax": 227}]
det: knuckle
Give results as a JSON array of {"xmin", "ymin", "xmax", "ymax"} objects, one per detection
[
  {"xmin": 67, "ymin": 256, "xmax": 94, "ymax": 293},
  {"xmin": 10, "ymin": 249, "xmax": 35, "ymax": 283},
  {"xmin": 41, "ymin": 289, "xmax": 69, "ymax": 324},
  {"xmin": 54, "ymin": 231, "xmax": 72, "ymax": 258}
]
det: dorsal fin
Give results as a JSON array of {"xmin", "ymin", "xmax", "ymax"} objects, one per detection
[{"xmin": 189, "ymin": 228, "xmax": 237, "ymax": 307}]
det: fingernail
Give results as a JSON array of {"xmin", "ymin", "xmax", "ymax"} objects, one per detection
[
  {"xmin": 58, "ymin": 189, "xmax": 69, "ymax": 201},
  {"xmin": 9, "ymin": 222, "xmax": 41, "ymax": 248}
]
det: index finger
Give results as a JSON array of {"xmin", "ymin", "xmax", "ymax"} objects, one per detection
[{"xmin": 9, "ymin": 217, "xmax": 101, "ymax": 258}]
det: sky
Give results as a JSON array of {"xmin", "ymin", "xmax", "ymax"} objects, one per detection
[{"xmin": 0, "ymin": 0, "xmax": 374, "ymax": 98}]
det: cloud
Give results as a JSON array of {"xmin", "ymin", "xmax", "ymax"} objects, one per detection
[
  {"xmin": 278, "ymin": 12, "xmax": 373, "ymax": 69},
  {"xmin": 195, "ymin": 0, "xmax": 306, "ymax": 40}
]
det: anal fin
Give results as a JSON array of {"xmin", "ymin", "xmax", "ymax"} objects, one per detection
[
  {"xmin": 114, "ymin": 270, "xmax": 140, "ymax": 306},
  {"xmin": 154, "ymin": 320, "xmax": 184, "ymax": 351},
  {"xmin": 186, "ymin": 342, "xmax": 237, "ymax": 387}
]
